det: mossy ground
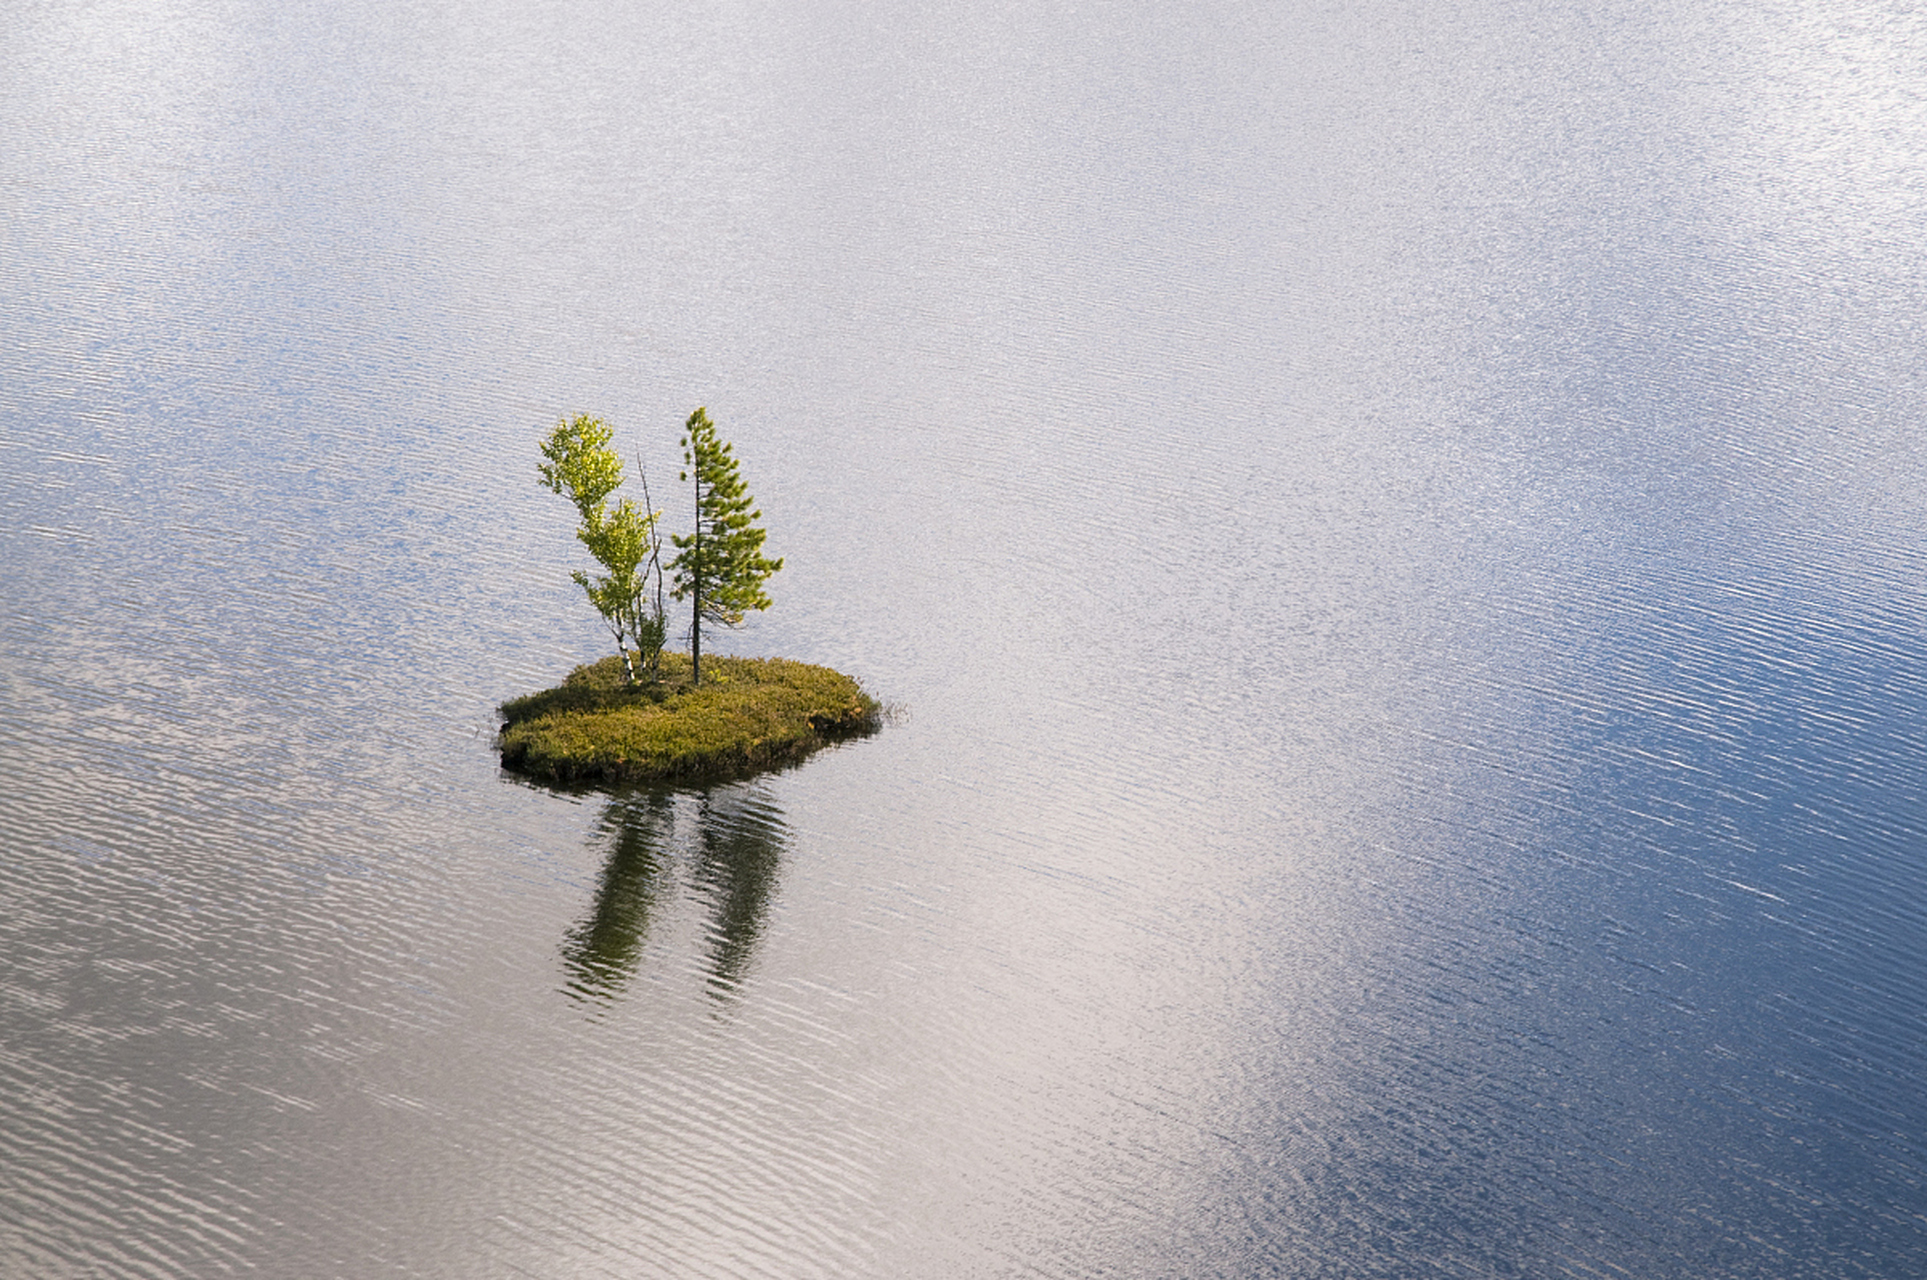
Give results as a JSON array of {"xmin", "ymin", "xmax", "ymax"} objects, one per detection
[{"xmin": 498, "ymin": 651, "xmax": 879, "ymax": 784}]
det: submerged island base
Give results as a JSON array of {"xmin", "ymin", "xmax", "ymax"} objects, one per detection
[{"xmin": 499, "ymin": 651, "xmax": 880, "ymax": 785}]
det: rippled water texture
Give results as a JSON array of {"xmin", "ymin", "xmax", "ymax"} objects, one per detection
[{"xmin": 4, "ymin": 0, "xmax": 1927, "ymax": 1275}]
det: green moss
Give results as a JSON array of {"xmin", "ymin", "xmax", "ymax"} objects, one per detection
[{"xmin": 498, "ymin": 651, "xmax": 880, "ymax": 784}]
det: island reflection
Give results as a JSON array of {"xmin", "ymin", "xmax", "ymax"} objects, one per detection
[{"xmin": 561, "ymin": 784, "xmax": 790, "ymax": 1007}]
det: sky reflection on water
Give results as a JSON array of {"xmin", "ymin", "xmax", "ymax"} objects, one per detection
[{"xmin": 4, "ymin": 0, "xmax": 1927, "ymax": 1275}]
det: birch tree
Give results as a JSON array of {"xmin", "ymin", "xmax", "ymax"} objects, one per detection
[{"xmin": 538, "ymin": 414, "xmax": 666, "ymax": 684}]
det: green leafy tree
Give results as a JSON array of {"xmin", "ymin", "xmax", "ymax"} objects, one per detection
[
  {"xmin": 668, "ymin": 407, "xmax": 783, "ymax": 685},
  {"xmin": 539, "ymin": 414, "xmax": 667, "ymax": 684}
]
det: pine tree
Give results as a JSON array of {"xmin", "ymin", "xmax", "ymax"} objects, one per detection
[
  {"xmin": 539, "ymin": 414, "xmax": 667, "ymax": 684},
  {"xmin": 668, "ymin": 407, "xmax": 783, "ymax": 685}
]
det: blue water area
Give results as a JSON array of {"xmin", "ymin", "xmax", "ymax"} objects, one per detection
[{"xmin": 2, "ymin": 0, "xmax": 1925, "ymax": 1275}]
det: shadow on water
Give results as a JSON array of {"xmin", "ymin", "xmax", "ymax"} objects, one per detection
[{"xmin": 560, "ymin": 784, "xmax": 791, "ymax": 1009}]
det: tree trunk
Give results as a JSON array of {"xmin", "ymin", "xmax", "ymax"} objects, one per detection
[
  {"xmin": 691, "ymin": 580, "xmax": 702, "ymax": 686},
  {"xmin": 690, "ymin": 474, "xmax": 704, "ymax": 685}
]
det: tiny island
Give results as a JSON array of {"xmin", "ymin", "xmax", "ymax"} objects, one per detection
[
  {"xmin": 499, "ymin": 405, "xmax": 879, "ymax": 786},
  {"xmin": 498, "ymin": 649, "xmax": 878, "ymax": 784}
]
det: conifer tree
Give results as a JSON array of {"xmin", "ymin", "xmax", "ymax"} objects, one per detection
[
  {"xmin": 539, "ymin": 414, "xmax": 666, "ymax": 684},
  {"xmin": 668, "ymin": 407, "xmax": 782, "ymax": 685}
]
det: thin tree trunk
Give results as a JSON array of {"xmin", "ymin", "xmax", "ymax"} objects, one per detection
[
  {"xmin": 691, "ymin": 579, "xmax": 701, "ymax": 686},
  {"xmin": 690, "ymin": 474, "xmax": 703, "ymax": 686},
  {"xmin": 637, "ymin": 456, "xmax": 665, "ymax": 683}
]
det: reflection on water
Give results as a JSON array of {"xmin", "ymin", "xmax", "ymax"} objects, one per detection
[
  {"xmin": 690, "ymin": 790, "xmax": 787, "ymax": 998},
  {"xmin": 7, "ymin": 0, "xmax": 1927, "ymax": 1273},
  {"xmin": 562, "ymin": 792, "xmax": 675, "ymax": 1003},
  {"xmin": 562, "ymin": 786, "xmax": 790, "ymax": 1006}
]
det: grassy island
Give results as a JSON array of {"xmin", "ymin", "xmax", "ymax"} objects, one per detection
[{"xmin": 499, "ymin": 651, "xmax": 879, "ymax": 784}]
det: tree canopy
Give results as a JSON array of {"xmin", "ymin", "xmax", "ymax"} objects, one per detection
[
  {"xmin": 539, "ymin": 413, "xmax": 666, "ymax": 684},
  {"xmin": 668, "ymin": 407, "xmax": 782, "ymax": 685}
]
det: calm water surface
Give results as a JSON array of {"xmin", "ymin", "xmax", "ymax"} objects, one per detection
[{"xmin": 4, "ymin": 0, "xmax": 1926, "ymax": 1275}]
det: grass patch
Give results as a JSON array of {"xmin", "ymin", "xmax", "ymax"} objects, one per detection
[{"xmin": 498, "ymin": 651, "xmax": 880, "ymax": 784}]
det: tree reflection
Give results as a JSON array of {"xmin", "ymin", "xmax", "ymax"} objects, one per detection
[
  {"xmin": 560, "ymin": 790, "xmax": 675, "ymax": 1004},
  {"xmin": 560, "ymin": 784, "xmax": 790, "ymax": 1007},
  {"xmin": 690, "ymin": 788, "xmax": 787, "ymax": 999}
]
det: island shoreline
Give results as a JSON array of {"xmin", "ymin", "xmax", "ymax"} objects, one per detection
[{"xmin": 498, "ymin": 651, "xmax": 880, "ymax": 785}]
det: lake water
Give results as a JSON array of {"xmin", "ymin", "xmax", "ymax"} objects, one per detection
[{"xmin": 4, "ymin": 0, "xmax": 1927, "ymax": 1275}]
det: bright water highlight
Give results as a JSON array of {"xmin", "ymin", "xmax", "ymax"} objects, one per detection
[{"xmin": 3, "ymin": 0, "xmax": 1926, "ymax": 1275}]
